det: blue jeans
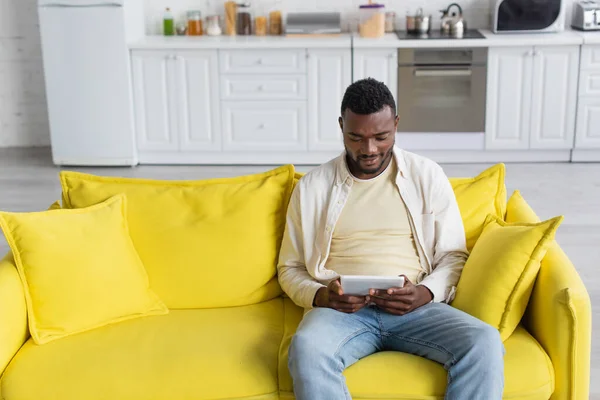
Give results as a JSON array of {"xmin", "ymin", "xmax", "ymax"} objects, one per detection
[{"xmin": 288, "ymin": 303, "xmax": 505, "ymax": 400}]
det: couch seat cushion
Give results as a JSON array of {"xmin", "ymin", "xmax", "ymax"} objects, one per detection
[
  {"xmin": 1, "ymin": 300, "xmax": 284, "ymax": 400},
  {"xmin": 279, "ymin": 299, "xmax": 553, "ymax": 400}
]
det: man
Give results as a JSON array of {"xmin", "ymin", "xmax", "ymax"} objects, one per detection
[{"xmin": 277, "ymin": 78, "xmax": 504, "ymax": 399}]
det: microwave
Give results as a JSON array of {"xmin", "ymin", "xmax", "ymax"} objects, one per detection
[{"xmin": 492, "ymin": 0, "xmax": 566, "ymax": 33}]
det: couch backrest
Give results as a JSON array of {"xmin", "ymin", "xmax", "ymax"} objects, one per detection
[{"xmin": 59, "ymin": 165, "xmax": 295, "ymax": 310}]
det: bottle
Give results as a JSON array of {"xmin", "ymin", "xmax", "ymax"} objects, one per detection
[
  {"xmin": 163, "ymin": 8, "xmax": 175, "ymax": 36},
  {"xmin": 187, "ymin": 11, "xmax": 203, "ymax": 35}
]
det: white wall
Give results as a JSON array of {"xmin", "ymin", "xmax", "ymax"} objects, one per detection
[
  {"xmin": 0, "ymin": 0, "xmax": 577, "ymax": 148},
  {"xmin": 0, "ymin": 0, "xmax": 50, "ymax": 147}
]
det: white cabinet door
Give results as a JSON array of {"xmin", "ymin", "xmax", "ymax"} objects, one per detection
[
  {"xmin": 485, "ymin": 47, "xmax": 533, "ymax": 150},
  {"xmin": 131, "ymin": 51, "xmax": 178, "ymax": 151},
  {"xmin": 529, "ymin": 46, "xmax": 579, "ymax": 149},
  {"xmin": 221, "ymin": 101, "xmax": 307, "ymax": 151},
  {"xmin": 174, "ymin": 51, "xmax": 221, "ymax": 152},
  {"xmin": 307, "ymin": 49, "xmax": 352, "ymax": 152},
  {"xmin": 352, "ymin": 49, "xmax": 398, "ymax": 102},
  {"xmin": 575, "ymin": 98, "xmax": 600, "ymax": 148}
]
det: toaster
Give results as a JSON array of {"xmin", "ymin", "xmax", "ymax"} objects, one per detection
[{"xmin": 572, "ymin": 0, "xmax": 600, "ymax": 30}]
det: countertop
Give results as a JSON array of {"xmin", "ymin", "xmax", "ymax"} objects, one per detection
[
  {"xmin": 129, "ymin": 34, "xmax": 352, "ymax": 49},
  {"xmin": 352, "ymin": 29, "xmax": 585, "ymax": 48},
  {"xmin": 129, "ymin": 28, "xmax": 600, "ymax": 50},
  {"xmin": 573, "ymin": 30, "xmax": 600, "ymax": 44}
]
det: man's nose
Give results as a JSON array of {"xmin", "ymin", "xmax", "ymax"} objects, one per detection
[{"xmin": 361, "ymin": 139, "xmax": 377, "ymax": 155}]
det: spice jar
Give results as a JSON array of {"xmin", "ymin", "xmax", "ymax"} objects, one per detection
[
  {"xmin": 255, "ymin": 15, "xmax": 267, "ymax": 35},
  {"xmin": 236, "ymin": 2, "xmax": 252, "ymax": 36},
  {"xmin": 358, "ymin": 3, "xmax": 385, "ymax": 38},
  {"xmin": 268, "ymin": 0, "xmax": 282, "ymax": 35},
  {"xmin": 206, "ymin": 15, "xmax": 222, "ymax": 36},
  {"xmin": 385, "ymin": 11, "xmax": 396, "ymax": 32},
  {"xmin": 187, "ymin": 11, "xmax": 203, "ymax": 35}
]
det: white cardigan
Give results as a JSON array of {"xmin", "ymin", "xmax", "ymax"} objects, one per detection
[{"xmin": 277, "ymin": 146, "xmax": 469, "ymax": 309}]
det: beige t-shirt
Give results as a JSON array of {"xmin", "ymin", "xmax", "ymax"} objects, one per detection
[{"xmin": 325, "ymin": 159, "xmax": 424, "ymax": 282}]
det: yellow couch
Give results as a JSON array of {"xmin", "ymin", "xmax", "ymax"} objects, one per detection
[{"xmin": 0, "ymin": 165, "xmax": 591, "ymax": 400}]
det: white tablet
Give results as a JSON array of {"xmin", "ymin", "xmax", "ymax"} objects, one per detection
[{"xmin": 339, "ymin": 275, "xmax": 405, "ymax": 296}]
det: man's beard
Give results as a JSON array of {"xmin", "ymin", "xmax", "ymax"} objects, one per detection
[{"xmin": 346, "ymin": 146, "xmax": 393, "ymax": 176}]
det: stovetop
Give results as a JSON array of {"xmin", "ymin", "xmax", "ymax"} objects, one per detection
[{"xmin": 395, "ymin": 29, "xmax": 486, "ymax": 40}]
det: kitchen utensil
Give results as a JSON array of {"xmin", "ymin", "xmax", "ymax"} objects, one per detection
[
  {"xmin": 440, "ymin": 3, "xmax": 466, "ymax": 36},
  {"xmin": 407, "ymin": 8, "xmax": 431, "ymax": 34},
  {"xmin": 571, "ymin": 0, "xmax": 600, "ymax": 30}
]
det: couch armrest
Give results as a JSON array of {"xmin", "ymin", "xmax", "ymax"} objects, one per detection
[
  {"xmin": 522, "ymin": 242, "xmax": 592, "ymax": 400},
  {"xmin": 0, "ymin": 252, "xmax": 29, "ymax": 377}
]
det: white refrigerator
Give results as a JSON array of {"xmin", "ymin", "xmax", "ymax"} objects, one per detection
[{"xmin": 38, "ymin": 0, "xmax": 144, "ymax": 166}]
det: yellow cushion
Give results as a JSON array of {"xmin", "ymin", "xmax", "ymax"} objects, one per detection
[
  {"xmin": 279, "ymin": 299, "xmax": 553, "ymax": 400},
  {"xmin": 0, "ymin": 194, "xmax": 168, "ymax": 345},
  {"xmin": 59, "ymin": 165, "xmax": 295, "ymax": 309},
  {"xmin": 451, "ymin": 214, "xmax": 563, "ymax": 341},
  {"xmin": 2, "ymin": 300, "xmax": 283, "ymax": 400},
  {"xmin": 506, "ymin": 190, "xmax": 541, "ymax": 223},
  {"xmin": 449, "ymin": 164, "xmax": 507, "ymax": 251}
]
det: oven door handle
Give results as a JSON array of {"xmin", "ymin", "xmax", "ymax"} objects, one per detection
[{"xmin": 413, "ymin": 68, "xmax": 472, "ymax": 77}]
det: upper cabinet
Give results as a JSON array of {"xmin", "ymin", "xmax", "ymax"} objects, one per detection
[
  {"xmin": 352, "ymin": 49, "xmax": 398, "ymax": 101},
  {"xmin": 131, "ymin": 49, "xmax": 221, "ymax": 153},
  {"xmin": 307, "ymin": 48, "xmax": 352, "ymax": 152},
  {"xmin": 485, "ymin": 45, "xmax": 580, "ymax": 150}
]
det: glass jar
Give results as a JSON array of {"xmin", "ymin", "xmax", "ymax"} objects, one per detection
[
  {"xmin": 385, "ymin": 11, "xmax": 396, "ymax": 33},
  {"xmin": 206, "ymin": 15, "xmax": 222, "ymax": 36},
  {"xmin": 187, "ymin": 11, "xmax": 203, "ymax": 35},
  {"xmin": 268, "ymin": 0, "xmax": 282, "ymax": 35},
  {"xmin": 358, "ymin": 3, "xmax": 385, "ymax": 38},
  {"xmin": 236, "ymin": 2, "xmax": 253, "ymax": 36}
]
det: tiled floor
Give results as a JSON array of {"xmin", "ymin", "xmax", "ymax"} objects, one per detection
[{"xmin": 0, "ymin": 147, "xmax": 598, "ymax": 398}]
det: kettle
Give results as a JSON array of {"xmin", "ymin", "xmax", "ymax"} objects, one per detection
[{"xmin": 440, "ymin": 3, "xmax": 466, "ymax": 36}]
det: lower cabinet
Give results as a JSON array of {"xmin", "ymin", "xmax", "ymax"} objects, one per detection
[{"xmin": 131, "ymin": 50, "xmax": 221, "ymax": 153}]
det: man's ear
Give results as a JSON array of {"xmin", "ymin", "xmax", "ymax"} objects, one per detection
[{"xmin": 338, "ymin": 116, "xmax": 343, "ymax": 132}]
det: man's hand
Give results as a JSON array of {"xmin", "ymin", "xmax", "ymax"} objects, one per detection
[
  {"xmin": 369, "ymin": 276, "xmax": 433, "ymax": 316},
  {"xmin": 313, "ymin": 279, "xmax": 370, "ymax": 313}
]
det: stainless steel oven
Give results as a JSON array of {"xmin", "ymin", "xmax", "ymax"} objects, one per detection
[{"xmin": 396, "ymin": 48, "xmax": 488, "ymax": 133}]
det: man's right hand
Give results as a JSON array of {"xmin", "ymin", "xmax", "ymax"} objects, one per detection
[{"xmin": 313, "ymin": 279, "xmax": 370, "ymax": 313}]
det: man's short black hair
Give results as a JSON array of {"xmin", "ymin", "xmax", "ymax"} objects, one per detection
[{"xmin": 340, "ymin": 78, "xmax": 396, "ymax": 116}]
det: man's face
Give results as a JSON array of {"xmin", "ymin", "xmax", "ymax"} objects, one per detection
[{"xmin": 339, "ymin": 106, "xmax": 399, "ymax": 180}]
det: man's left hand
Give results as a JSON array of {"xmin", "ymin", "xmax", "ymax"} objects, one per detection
[{"xmin": 369, "ymin": 276, "xmax": 433, "ymax": 315}]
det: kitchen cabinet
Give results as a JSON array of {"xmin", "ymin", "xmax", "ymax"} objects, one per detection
[
  {"xmin": 131, "ymin": 50, "xmax": 220, "ymax": 153},
  {"xmin": 131, "ymin": 51, "xmax": 178, "ymax": 151},
  {"xmin": 485, "ymin": 47, "xmax": 532, "ymax": 150},
  {"xmin": 222, "ymin": 101, "xmax": 307, "ymax": 151},
  {"xmin": 575, "ymin": 45, "xmax": 600, "ymax": 150},
  {"xmin": 575, "ymin": 98, "xmax": 600, "ymax": 148},
  {"xmin": 307, "ymin": 48, "xmax": 352, "ymax": 152},
  {"xmin": 529, "ymin": 46, "xmax": 579, "ymax": 149},
  {"xmin": 485, "ymin": 45, "xmax": 579, "ymax": 150},
  {"xmin": 352, "ymin": 49, "xmax": 397, "ymax": 102}
]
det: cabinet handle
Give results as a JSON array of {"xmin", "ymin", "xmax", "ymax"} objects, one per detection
[
  {"xmin": 258, "ymin": 123, "xmax": 266, "ymax": 129},
  {"xmin": 257, "ymin": 85, "xmax": 264, "ymax": 91},
  {"xmin": 526, "ymin": 50, "xmax": 533, "ymax": 56},
  {"xmin": 256, "ymin": 58, "xmax": 263, "ymax": 65},
  {"xmin": 534, "ymin": 50, "xmax": 541, "ymax": 57}
]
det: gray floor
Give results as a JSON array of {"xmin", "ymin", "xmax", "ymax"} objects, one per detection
[{"xmin": 0, "ymin": 147, "xmax": 598, "ymax": 398}]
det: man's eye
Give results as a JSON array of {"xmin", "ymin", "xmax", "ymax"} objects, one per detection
[
  {"xmin": 376, "ymin": 136, "xmax": 387, "ymax": 141},
  {"xmin": 350, "ymin": 137, "xmax": 361, "ymax": 142}
]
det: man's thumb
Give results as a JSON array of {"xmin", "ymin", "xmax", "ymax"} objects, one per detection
[{"xmin": 330, "ymin": 279, "xmax": 343, "ymax": 295}]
